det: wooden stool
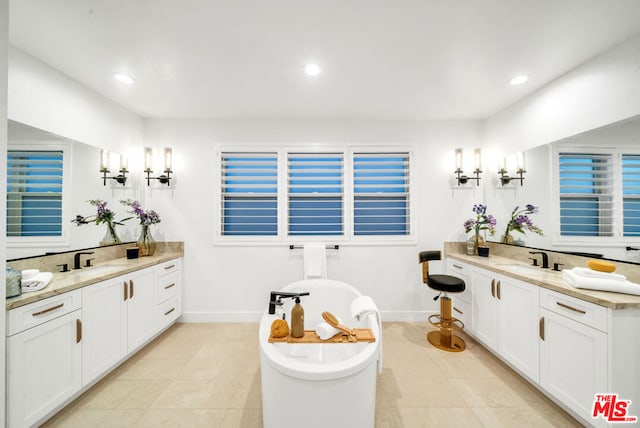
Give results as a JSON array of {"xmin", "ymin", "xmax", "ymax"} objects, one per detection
[{"xmin": 419, "ymin": 251, "xmax": 466, "ymax": 352}]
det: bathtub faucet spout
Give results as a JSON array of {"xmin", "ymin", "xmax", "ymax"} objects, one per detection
[{"xmin": 268, "ymin": 291, "xmax": 310, "ymax": 314}]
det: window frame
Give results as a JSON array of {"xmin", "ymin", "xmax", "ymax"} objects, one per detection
[
  {"xmin": 214, "ymin": 145, "xmax": 416, "ymax": 245},
  {"xmin": 6, "ymin": 141, "xmax": 72, "ymax": 249},
  {"xmin": 552, "ymin": 146, "xmax": 640, "ymax": 248}
]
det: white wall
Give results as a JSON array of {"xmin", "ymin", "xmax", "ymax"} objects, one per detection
[
  {"xmin": 484, "ymin": 33, "xmax": 640, "ymax": 153},
  {"xmin": 8, "ymin": 46, "xmax": 144, "ymax": 154},
  {"xmin": 144, "ymin": 118, "xmax": 484, "ymax": 321},
  {"xmin": 1, "ymin": 0, "xmax": 9, "ymax": 421}
]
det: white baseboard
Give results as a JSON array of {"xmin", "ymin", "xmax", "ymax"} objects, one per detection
[{"xmin": 179, "ymin": 310, "xmax": 435, "ymax": 323}]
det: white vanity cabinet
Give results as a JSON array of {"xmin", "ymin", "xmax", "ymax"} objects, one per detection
[
  {"xmin": 470, "ymin": 267, "xmax": 540, "ymax": 382},
  {"xmin": 539, "ymin": 289, "xmax": 608, "ymax": 427},
  {"xmin": 6, "ymin": 290, "xmax": 83, "ymax": 428},
  {"xmin": 156, "ymin": 259, "xmax": 182, "ymax": 330},
  {"xmin": 446, "ymin": 260, "xmax": 471, "ymax": 327}
]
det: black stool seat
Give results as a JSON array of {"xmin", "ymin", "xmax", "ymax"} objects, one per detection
[{"xmin": 427, "ymin": 274, "xmax": 465, "ymax": 293}]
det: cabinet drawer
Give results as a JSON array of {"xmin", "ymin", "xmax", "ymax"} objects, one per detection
[
  {"xmin": 158, "ymin": 259, "xmax": 181, "ymax": 275},
  {"xmin": 447, "ymin": 260, "xmax": 471, "ymax": 304},
  {"xmin": 447, "ymin": 259, "xmax": 469, "ymax": 275},
  {"xmin": 451, "ymin": 297, "xmax": 470, "ymax": 328},
  {"xmin": 157, "ymin": 296, "xmax": 180, "ymax": 330},
  {"xmin": 157, "ymin": 272, "xmax": 179, "ymax": 304},
  {"xmin": 540, "ymin": 288, "xmax": 607, "ymax": 333},
  {"xmin": 7, "ymin": 290, "xmax": 82, "ymax": 337}
]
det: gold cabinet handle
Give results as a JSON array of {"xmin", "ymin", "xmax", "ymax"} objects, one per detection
[
  {"xmin": 453, "ymin": 306, "xmax": 463, "ymax": 315},
  {"xmin": 76, "ymin": 319, "xmax": 82, "ymax": 343},
  {"xmin": 129, "ymin": 280, "xmax": 134, "ymax": 299},
  {"xmin": 124, "ymin": 281, "xmax": 128, "ymax": 301},
  {"xmin": 539, "ymin": 317, "xmax": 545, "ymax": 341},
  {"xmin": 556, "ymin": 301, "xmax": 586, "ymax": 314},
  {"xmin": 497, "ymin": 281, "xmax": 501, "ymax": 300},
  {"xmin": 32, "ymin": 303, "xmax": 64, "ymax": 316},
  {"xmin": 164, "ymin": 307, "xmax": 175, "ymax": 316},
  {"xmin": 452, "ymin": 264, "xmax": 463, "ymax": 269},
  {"xmin": 491, "ymin": 279, "xmax": 495, "ymax": 298},
  {"xmin": 164, "ymin": 264, "xmax": 175, "ymax": 270},
  {"xmin": 164, "ymin": 283, "xmax": 176, "ymax": 290}
]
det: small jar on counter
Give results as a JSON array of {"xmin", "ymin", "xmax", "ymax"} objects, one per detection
[{"xmin": 6, "ymin": 267, "xmax": 22, "ymax": 299}]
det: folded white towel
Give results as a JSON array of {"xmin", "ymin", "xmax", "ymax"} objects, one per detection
[
  {"xmin": 21, "ymin": 272, "xmax": 53, "ymax": 293},
  {"xmin": 21, "ymin": 269, "xmax": 40, "ymax": 281},
  {"xmin": 315, "ymin": 321, "xmax": 342, "ymax": 340},
  {"xmin": 303, "ymin": 243, "xmax": 327, "ymax": 279},
  {"xmin": 351, "ymin": 295, "xmax": 383, "ymax": 373},
  {"xmin": 563, "ymin": 269, "xmax": 640, "ymax": 296},
  {"xmin": 572, "ymin": 267, "xmax": 626, "ymax": 282}
]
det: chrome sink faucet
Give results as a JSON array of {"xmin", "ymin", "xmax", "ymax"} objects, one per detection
[
  {"xmin": 529, "ymin": 251, "xmax": 549, "ymax": 269},
  {"xmin": 73, "ymin": 251, "xmax": 95, "ymax": 270}
]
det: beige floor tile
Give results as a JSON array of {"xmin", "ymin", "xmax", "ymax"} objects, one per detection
[
  {"xmin": 221, "ymin": 408, "xmax": 263, "ymax": 428},
  {"xmin": 42, "ymin": 409, "xmax": 144, "ymax": 428},
  {"xmin": 229, "ymin": 374, "xmax": 262, "ymax": 409},
  {"xmin": 450, "ymin": 377, "xmax": 542, "ymax": 407},
  {"xmin": 134, "ymin": 409, "xmax": 227, "ymax": 428},
  {"xmin": 431, "ymin": 354, "xmax": 513, "ymax": 379},
  {"xmin": 151, "ymin": 378, "xmax": 241, "ymax": 409},
  {"xmin": 383, "ymin": 355, "xmax": 445, "ymax": 379},
  {"xmin": 472, "ymin": 406, "xmax": 584, "ymax": 428},
  {"xmin": 376, "ymin": 407, "xmax": 484, "ymax": 428},
  {"xmin": 112, "ymin": 357, "xmax": 190, "ymax": 380},
  {"xmin": 378, "ymin": 377, "xmax": 465, "ymax": 408}
]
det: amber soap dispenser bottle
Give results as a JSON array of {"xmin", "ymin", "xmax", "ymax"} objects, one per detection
[{"xmin": 290, "ymin": 297, "xmax": 305, "ymax": 338}]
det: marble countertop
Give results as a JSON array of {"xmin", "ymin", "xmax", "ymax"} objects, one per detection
[
  {"xmin": 445, "ymin": 251, "xmax": 640, "ymax": 309},
  {"xmin": 6, "ymin": 250, "xmax": 183, "ymax": 310}
]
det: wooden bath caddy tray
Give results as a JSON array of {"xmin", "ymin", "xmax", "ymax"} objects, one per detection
[{"xmin": 269, "ymin": 329, "xmax": 376, "ymax": 343}]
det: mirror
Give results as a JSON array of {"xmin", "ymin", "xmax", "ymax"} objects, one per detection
[
  {"xmin": 7, "ymin": 120, "xmax": 138, "ymax": 260},
  {"xmin": 485, "ymin": 115, "xmax": 640, "ymax": 264}
]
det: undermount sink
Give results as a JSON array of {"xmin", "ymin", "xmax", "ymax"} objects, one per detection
[
  {"xmin": 499, "ymin": 264, "xmax": 548, "ymax": 276},
  {"xmin": 73, "ymin": 264, "xmax": 127, "ymax": 277}
]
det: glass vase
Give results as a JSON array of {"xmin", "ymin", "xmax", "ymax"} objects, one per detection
[
  {"xmin": 501, "ymin": 233, "xmax": 515, "ymax": 245},
  {"xmin": 473, "ymin": 234, "xmax": 484, "ymax": 255},
  {"xmin": 100, "ymin": 223, "xmax": 121, "ymax": 246},
  {"xmin": 137, "ymin": 225, "xmax": 157, "ymax": 257}
]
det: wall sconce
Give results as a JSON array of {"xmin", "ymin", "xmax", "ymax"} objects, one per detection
[
  {"xmin": 498, "ymin": 151, "xmax": 526, "ymax": 186},
  {"xmin": 99, "ymin": 150, "xmax": 128, "ymax": 186},
  {"xmin": 454, "ymin": 148, "xmax": 482, "ymax": 186},
  {"xmin": 144, "ymin": 147, "xmax": 173, "ymax": 186}
]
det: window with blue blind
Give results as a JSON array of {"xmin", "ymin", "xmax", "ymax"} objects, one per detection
[
  {"xmin": 622, "ymin": 154, "xmax": 640, "ymax": 237},
  {"xmin": 353, "ymin": 152, "xmax": 410, "ymax": 236},
  {"xmin": 288, "ymin": 153, "xmax": 343, "ymax": 236},
  {"xmin": 7, "ymin": 150, "xmax": 64, "ymax": 237},
  {"xmin": 221, "ymin": 152, "xmax": 278, "ymax": 236},
  {"xmin": 558, "ymin": 153, "xmax": 613, "ymax": 237}
]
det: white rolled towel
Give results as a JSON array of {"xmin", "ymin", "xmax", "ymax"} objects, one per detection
[
  {"xmin": 350, "ymin": 295, "xmax": 383, "ymax": 373},
  {"xmin": 572, "ymin": 267, "xmax": 626, "ymax": 282},
  {"xmin": 563, "ymin": 269, "xmax": 640, "ymax": 296},
  {"xmin": 21, "ymin": 272, "xmax": 53, "ymax": 293},
  {"xmin": 316, "ymin": 322, "xmax": 342, "ymax": 340}
]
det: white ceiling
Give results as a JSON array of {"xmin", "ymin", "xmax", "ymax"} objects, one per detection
[{"xmin": 9, "ymin": 0, "xmax": 640, "ymax": 120}]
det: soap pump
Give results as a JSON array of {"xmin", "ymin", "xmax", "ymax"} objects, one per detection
[{"xmin": 290, "ymin": 297, "xmax": 305, "ymax": 338}]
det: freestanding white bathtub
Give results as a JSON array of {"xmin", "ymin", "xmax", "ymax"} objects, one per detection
[{"xmin": 259, "ymin": 279, "xmax": 380, "ymax": 428}]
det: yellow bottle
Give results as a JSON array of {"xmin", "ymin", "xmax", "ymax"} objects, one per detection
[{"xmin": 290, "ymin": 297, "xmax": 305, "ymax": 338}]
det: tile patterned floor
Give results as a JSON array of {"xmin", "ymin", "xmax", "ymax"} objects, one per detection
[{"xmin": 43, "ymin": 322, "xmax": 582, "ymax": 427}]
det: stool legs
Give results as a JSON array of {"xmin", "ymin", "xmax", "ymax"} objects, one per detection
[{"xmin": 427, "ymin": 296, "xmax": 466, "ymax": 352}]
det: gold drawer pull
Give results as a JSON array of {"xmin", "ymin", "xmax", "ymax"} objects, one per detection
[
  {"xmin": 539, "ymin": 317, "xmax": 545, "ymax": 341},
  {"xmin": 453, "ymin": 307, "xmax": 463, "ymax": 315},
  {"xmin": 32, "ymin": 303, "xmax": 64, "ymax": 316},
  {"xmin": 497, "ymin": 281, "xmax": 501, "ymax": 300},
  {"xmin": 124, "ymin": 281, "xmax": 128, "ymax": 301},
  {"xmin": 556, "ymin": 301, "xmax": 586, "ymax": 314},
  {"xmin": 164, "ymin": 283, "xmax": 176, "ymax": 290},
  {"xmin": 491, "ymin": 279, "xmax": 495, "ymax": 298},
  {"xmin": 130, "ymin": 280, "xmax": 134, "ymax": 299},
  {"xmin": 452, "ymin": 264, "xmax": 463, "ymax": 269},
  {"xmin": 164, "ymin": 307, "xmax": 176, "ymax": 316},
  {"xmin": 76, "ymin": 319, "xmax": 82, "ymax": 343},
  {"xmin": 164, "ymin": 264, "xmax": 176, "ymax": 270}
]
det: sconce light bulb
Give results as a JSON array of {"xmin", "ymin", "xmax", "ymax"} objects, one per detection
[
  {"xmin": 144, "ymin": 147, "xmax": 153, "ymax": 172},
  {"xmin": 100, "ymin": 149, "xmax": 110, "ymax": 171},
  {"xmin": 164, "ymin": 147, "xmax": 173, "ymax": 172},
  {"xmin": 455, "ymin": 148, "xmax": 463, "ymax": 171},
  {"xmin": 516, "ymin": 151, "xmax": 526, "ymax": 171},
  {"xmin": 120, "ymin": 154, "xmax": 129, "ymax": 171},
  {"xmin": 474, "ymin": 148, "xmax": 482, "ymax": 171}
]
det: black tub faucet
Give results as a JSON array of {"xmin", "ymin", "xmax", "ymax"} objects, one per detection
[
  {"xmin": 73, "ymin": 251, "xmax": 95, "ymax": 270},
  {"xmin": 268, "ymin": 291, "xmax": 310, "ymax": 314},
  {"xmin": 529, "ymin": 251, "xmax": 549, "ymax": 269}
]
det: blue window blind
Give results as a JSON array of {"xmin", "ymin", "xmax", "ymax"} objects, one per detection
[
  {"xmin": 288, "ymin": 153, "xmax": 343, "ymax": 236},
  {"xmin": 7, "ymin": 150, "xmax": 63, "ymax": 237},
  {"xmin": 353, "ymin": 152, "xmax": 410, "ymax": 236},
  {"xmin": 221, "ymin": 152, "xmax": 278, "ymax": 236},
  {"xmin": 558, "ymin": 153, "xmax": 613, "ymax": 237},
  {"xmin": 622, "ymin": 154, "xmax": 640, "ymax": 237}
]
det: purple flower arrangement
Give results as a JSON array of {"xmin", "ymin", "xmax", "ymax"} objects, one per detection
[
  {"xmin": 463, "ymin": 204, "xmax": 497, "ymax": 237},
  {"xmin": 120, "ymin": 199, "xmax": 161, "ymax": 226},
  {"xmin": 72, "ymin": 199, "xmax": 131, "ymax": 228},
  {"xmin": 502, "ymin": 204, "xmax": 543, "ymax": 243}
]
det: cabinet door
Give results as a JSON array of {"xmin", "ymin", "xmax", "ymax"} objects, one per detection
[
  {"xmin": 82, "ymin": 277, "xmax": 128, "ymax": 385},
  {"xmin": 470, "ymin": 269, "xmax": 498, "ymax": 350},
  {"xmin": 540, "ymin": 308, "xmax": 607, "ymax": 424},
  {"xmin": 127, "ymin": 267, "xmax": 157, "ymax": 352},
  {"xmin": 497, "ymin": 276, "xmax": 540, "ymax": 382},
  {"xmin": 7, "ymin": 310, "xmax": 82, "ymax": 428}
]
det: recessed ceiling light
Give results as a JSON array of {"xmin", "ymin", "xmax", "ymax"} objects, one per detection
[
  {"xmin": 305, "ymin": 63, "xmax": 321, "ymax": 76},
  {"xmin": 113, "ymin": 72, "xmax": 135, "ymax": 85},
  {"xmin": 510, "ymin": 75, "xmax": 528, "ymax": 86}
]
